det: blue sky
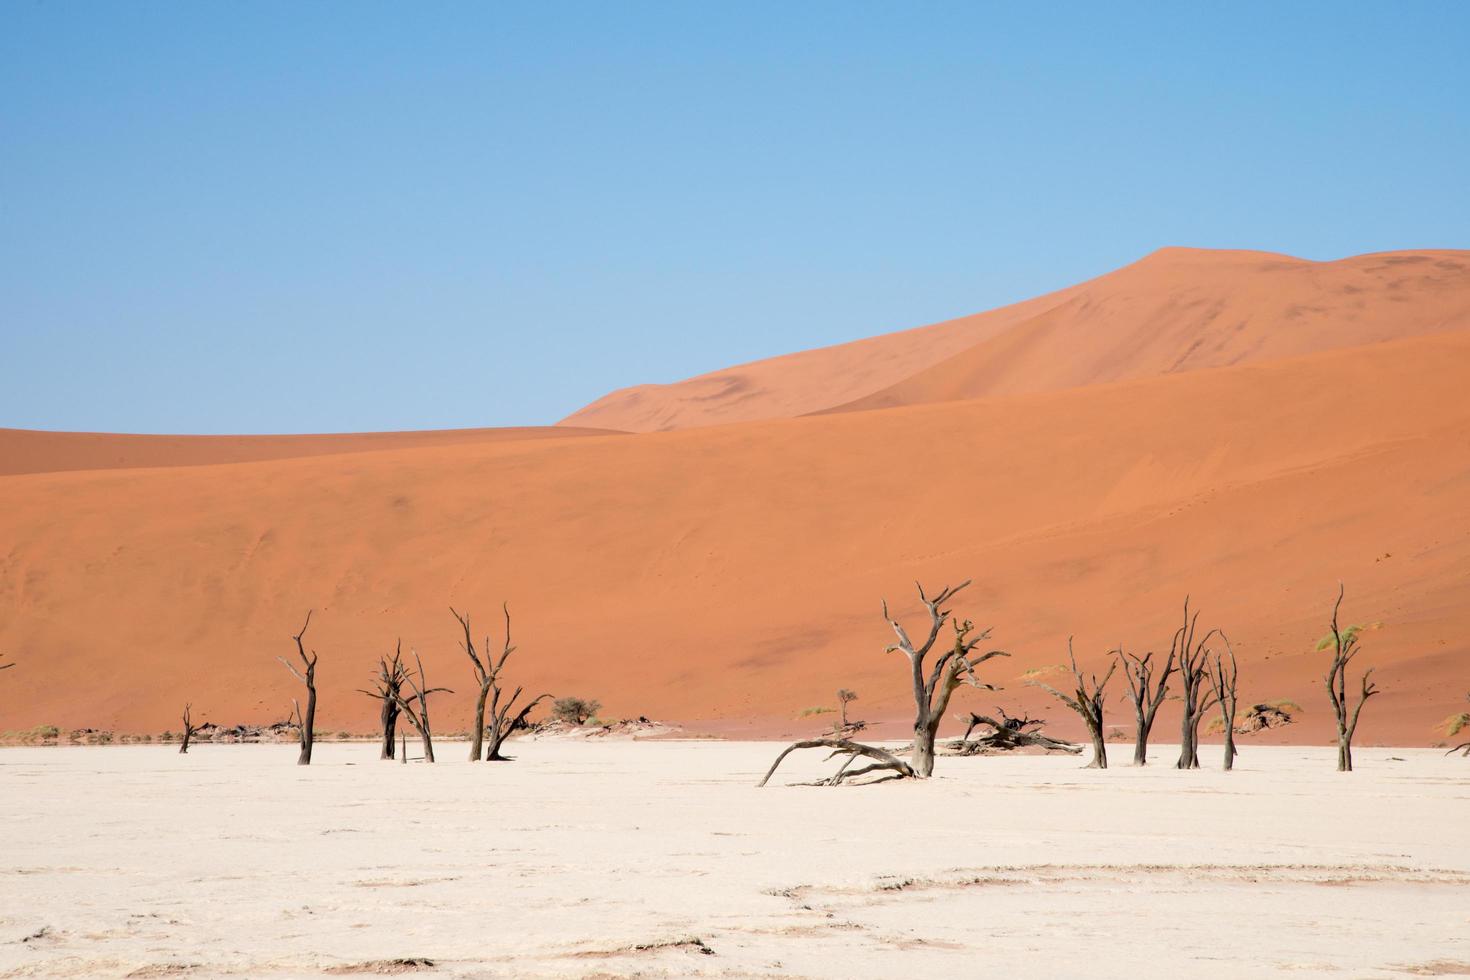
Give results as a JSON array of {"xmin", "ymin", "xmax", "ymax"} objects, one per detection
[{"xmin": 3, "ymin": 2, "xmax": 1467, "ymax": 434}]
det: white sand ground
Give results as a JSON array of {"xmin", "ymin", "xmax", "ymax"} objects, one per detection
[{"xmin": 1, "ymin": 741, "xmax": 1466, "ymax": 979}]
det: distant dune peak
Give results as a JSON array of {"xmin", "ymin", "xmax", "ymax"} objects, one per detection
[{"xmin": 561, "ymin": 246, "xmax": 1470, "ymax": 432}]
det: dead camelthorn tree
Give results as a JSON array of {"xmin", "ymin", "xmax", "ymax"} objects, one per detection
[
  {"xmin": 393, "ymin": 647, "xmax": 451, "ymax": 764},
  {"xmin": 179, "ymin": 703, "xmax": 202, "ymax": 754},
  {"xmin": 1320, "ymin": 585, "xmax": 1379, "ymax": 772},
  {"xmin": 1205, "ymin": 638, "xmax": 1241, "ymax": 770},
  {"xmin": 1034, "ymin": 638, "xmax": 1117, "ymax": 769},
  {"xmin": 1116, "ymin": 645, "xmax": 1176, "ymax": 766},
  {"xmin": 449, "ymin": 605, "xmax": 551, "ymax": 763},
  {"xmin": 275, "ymin": 611, "xmax": 319, "ymax": 766},
  {"xmin": 1171, "ymin": 599, "xmax": 1223, "ymax": 770},
  {"xmin": 357, "ymin": 649, "xmax": 407, "ymax": 760},
  {"xmin": 882, "ymin": 581, "xmax": 1008, "ymax": 777},
  {"xmin": 760, "ymin": 579, "xmax": 1007, "ymax": 786},
  {"xmin": 452, "ymin": 604, "xmax": 546, "ymax": 762}
]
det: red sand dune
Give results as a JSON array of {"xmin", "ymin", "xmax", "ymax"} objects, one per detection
[
  {"xmin": 562, "ymin": 248, "xmax": 1470, "ymax": 431},
  {"xmin": 3, "ymin": 295, "xmax": 1469, "ymax": 746}
]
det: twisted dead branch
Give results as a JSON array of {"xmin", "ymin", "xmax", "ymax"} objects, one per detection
[{"xmin": 757, "ymin": 738, "xmax": 915, "ymax": 786}]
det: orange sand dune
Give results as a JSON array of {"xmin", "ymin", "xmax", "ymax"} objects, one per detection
[
  {"xmin": 0, "ymin": 425, "xmax": 618, "ymax": 477},
  {"xmin": 564, "ymin": 248, "xmax": 1470, "ymax": 431},
  {"xmin": 3, "ymin": 331, "xmax": 1468, "ymax": 746}
]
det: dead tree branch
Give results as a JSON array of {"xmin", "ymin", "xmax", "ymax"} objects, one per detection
[
  {"xmin": 275, "ymin": 610, "xmax": 318, "ymax": 766},
  {"xmin": 952, "ymin": 709, "xmax": 1081, "ymax": 755},
  {"xmin": 758, "ymin": 738, "xmax": 916, "ymax": 787}
]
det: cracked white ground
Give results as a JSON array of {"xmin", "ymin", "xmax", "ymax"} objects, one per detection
[{"xmin": 1, "ymin": 741, "xmax": 1466, "ymax": 979}]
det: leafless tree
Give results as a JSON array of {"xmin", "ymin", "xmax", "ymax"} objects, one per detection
[
  {"xmin": 881, "ymin": 581, "xmax": 1008, "ymax": 777},
  {"xmin": 178, "ymin": 703, "xmax": 203, "ymax": 754},
  {"xmin": 1205, "ymin": 638, "xmax": 1240, "ymax": 770},
  {"xmin": 357, "ymin": 650, "xmax": 407, "ymax": 760},
  {"xmin": 1321, "ymin": 585, "xmax": 1378, "ymax": 772},
  {"xmin": 453, "ymin": 605, "xmax": 550, "ymax": 761},
  {"xmin": 1170, "ymin": 599, "xmax": 1223, "ymax": 770},
  {"xmin": 760, "ymin": 580, "xmax": 1007, "ymax": 786},
  {"xmin": 954, "ymin": 709, "xmax": 1081, "ymax": 755},
  {"xmin": 1033, "ymin": 638, "xmax": 1117, "ymax": 768},
  {"xmin": 1116, "ymin": 644, "xmax": 1176, "ymax": 766},
  {"xmin": 392, "ymin": 647, "xmax": 450, "ymax": 763},
  {"xmin": 276, "ymin": 611, "xmax": 318, "ymax": 766}
]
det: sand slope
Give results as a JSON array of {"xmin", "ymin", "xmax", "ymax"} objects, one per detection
[
  {"xmin": 3, "ymin": 330, "xmax": 1468, "ymax": 743},
  {"xmin": 563, "ymin": 248, "xmax": 1470, "ymax": 431},
  {"xmin": 0, "ymin": 425, "xmax": 617, "ymax": 478}
]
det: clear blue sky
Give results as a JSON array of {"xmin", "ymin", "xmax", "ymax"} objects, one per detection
[{"xmin": 3, "ymin": 3, "xmax": 1467, "ymax": 434}]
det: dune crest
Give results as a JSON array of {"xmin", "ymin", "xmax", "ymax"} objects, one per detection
[{"xmin": 562, "ymin": 247, "xmax": 1470, "ymax": 431}]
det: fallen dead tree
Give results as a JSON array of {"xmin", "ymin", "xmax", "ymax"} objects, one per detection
[
  {"xmin": 950, "ymin": 710, "xmax": 1081, "ymax": 755},
  {"xmin": 758, "ymin": 738, "xmax": 915, "ymax": 786}
]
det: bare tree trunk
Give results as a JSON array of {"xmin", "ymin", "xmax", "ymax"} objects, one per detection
[
  {"xmin": 277, "ymin": 611, "xmax": 319, "ymax": 766},
  {"xmin": 400, "ymin": 731, "xmax": 407, "ymax": 764},
  {"xmin": 380, "ymin": 696, "xmax": 398, "ymax": 760},
  {"xmin": 469, "ymin": 684, "xmax": 489, "ymax": 762}
]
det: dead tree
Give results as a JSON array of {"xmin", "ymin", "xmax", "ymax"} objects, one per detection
[
  {"xmin": 882, "ymin": 580, "xmax": 1008, "ymax": 777},
  {"xmin": 1116, "ymin": 645, "xmax": 1176, "ymax": 766},
  {"xmin": 1321, "ymin": 585, "xmax": 1378, "ymax": 772},
  {"xmin": 1205, "ymin": 638, "xmax": 1240, "ymax": 770},
  {"xmin": 275, "ymin": 611, "xmax": 318, "ymax": 766},
  {"xmin": 453, "ymin": 604, "xmax": 544, "ymax": 762},
  {"xmin": 837, "ymin": 689, "xmax": 858, "ymax": 727},
  {"xmin": 178, "ymin": 703, "xmax": 203, "ymax": 754},
  {"xmin": 954, "ymin": 709, "xmax": 1081, "ymax": 755},
  {"xmin": 760, "ymin": 580, "xmax": 1006, "ymax": 786},
  {"xmin": 1171, "ymin": 599, "xmax": 1222, "ymax": 770},
  {"xmin": 758, "ymin": 738, "xmax": 915, "ymax": 786},
  {"xmin": 357, "ymin": 650, "xmax": 407, "ymax": 760},
  {"xmin": 1034, "ymin": 638, "xmax": 1117, "ymax": 768},
  {"xmin": 393, "ymin": 648, "xmax": 451, "ymax": 763},
  {"xmin": 451, "ymin": 605, "xmax": 552, "ymax": 762}
]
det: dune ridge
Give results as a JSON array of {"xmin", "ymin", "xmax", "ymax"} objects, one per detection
[{"xmin": 562, "ymin": 248, "xmax": 1470, "ymax": 431}]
